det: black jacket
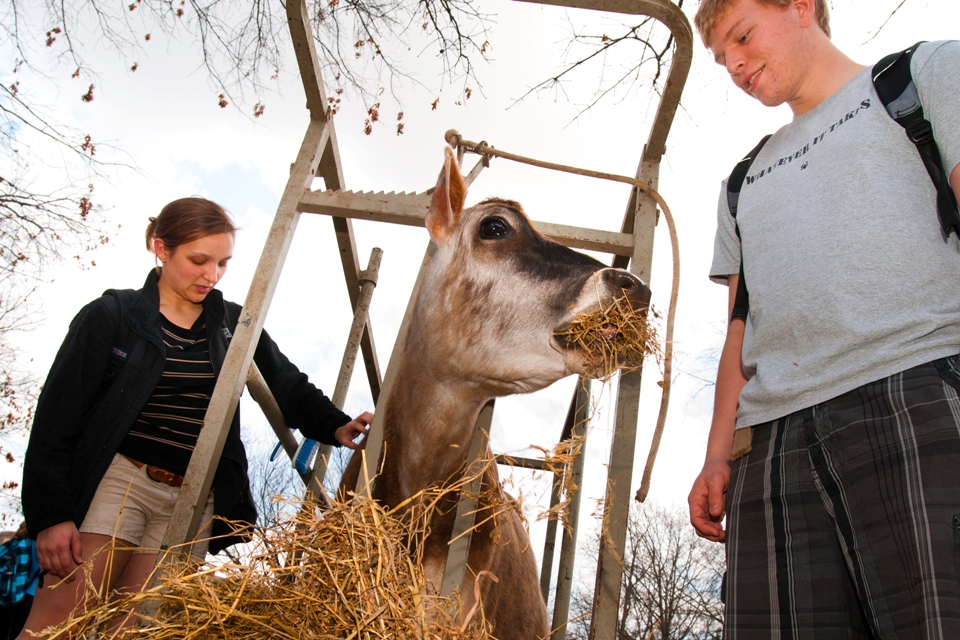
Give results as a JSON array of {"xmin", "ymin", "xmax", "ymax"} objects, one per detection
[{"xmin": 22, "ymin": 270, "xmax": 351, "ymax": 553}]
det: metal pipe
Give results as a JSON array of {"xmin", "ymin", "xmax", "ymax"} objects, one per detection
[
  {"xmin": 539, "ymin": 382, "xmax": 589, "ymax": 603},
  {"xmin": 440, "ymin": 403, "xmax": 495, "ymax": 599},
  {"xmin": 355, "ymin": 242, "xmax": 438, "ymax": 497},
  {"xmin": 246, "ymin": 363, "xmax": 299, "ymax": 460},
  {"xmin": 313, "ymin": 247, "xmax": 383, "ymax": 484},
  {"xmin": 332, "ymin": 247, "xmax": 383, "ymax": 409},
  {"xmin": 551, "ymin": 380, "xmax": 592, "ymax": 638}
]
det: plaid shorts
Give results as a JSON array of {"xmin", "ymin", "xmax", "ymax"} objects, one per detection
[{"xmin": 726, "ymin": 355, "xmax": 960, "ymax": 639}]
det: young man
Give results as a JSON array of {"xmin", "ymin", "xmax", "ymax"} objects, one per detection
[{"xmin": 687, "ymin": 0, "xmax": 960, "ymax": 636}]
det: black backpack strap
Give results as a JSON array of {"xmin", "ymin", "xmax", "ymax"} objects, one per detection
[
  {"xmin": 100, "ymin": 289, "xmax": 138, "ymax": 390},
  {"xmin": 728, "ymin": 134, "xmax": 773, "ymax": 222},
  {"xmin": 872, "ymin": 41, "xmax": 960, "ymax": 240},
  {"xmin": 727, "ymin": 134, "xmax": 772, "ymax": 322}
]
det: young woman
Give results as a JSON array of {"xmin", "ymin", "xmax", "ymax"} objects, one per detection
[{"xmin": 18, "ymin": 197, "xmax": 372, "ymax": 636}]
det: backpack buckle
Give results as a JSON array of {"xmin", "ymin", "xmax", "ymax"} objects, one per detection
[{"xmin": 906, "ymin": 118, "xmax": 933, "ymax": 145}]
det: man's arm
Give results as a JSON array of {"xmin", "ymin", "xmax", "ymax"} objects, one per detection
[
  {"xmin": 688, "ymin": 274, "xmax": 749, "ymax": 542},
  {"xmin": 951, "ymin": 163, "xmax": 959, "ymax": 205}
]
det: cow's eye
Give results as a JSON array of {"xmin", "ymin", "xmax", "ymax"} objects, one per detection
[{"xmin": 479, "ymin": 216, "xmax": 513, "ymax": 239}]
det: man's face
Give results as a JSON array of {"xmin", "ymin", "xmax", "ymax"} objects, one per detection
[{"xmin": 707, "ymin": 0, "xmax": 809, "ymax": 108}]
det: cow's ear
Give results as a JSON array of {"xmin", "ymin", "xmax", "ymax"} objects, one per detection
[{"xmin": 425, "ymin": 145, "xmax": 466, "ymax": 245}]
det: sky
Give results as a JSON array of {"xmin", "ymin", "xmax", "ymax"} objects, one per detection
[{"xmin": 3, "ymin": 0, "xmax": 960, "ymax": 585}]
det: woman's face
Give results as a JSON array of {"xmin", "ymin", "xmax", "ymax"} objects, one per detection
[{"xmin": 155, "ymin": 232, "xmax": 235, "ymax": 304}]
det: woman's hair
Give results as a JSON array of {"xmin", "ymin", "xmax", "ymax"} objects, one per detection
[
  {"xmin": 694, "ymin": 0, "xmax": 831, "ymax": 45},
  {"xmin": 145, "ymin": 197, "xmax": 237, "ymax": 255}
]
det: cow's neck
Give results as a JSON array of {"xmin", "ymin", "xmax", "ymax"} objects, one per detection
[{"xmin": 374, "ymin": 347, "xmax": 490, "ymax": 509}]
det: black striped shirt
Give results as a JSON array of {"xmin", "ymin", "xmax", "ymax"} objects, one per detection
[{"xmin": 117, "ymin": 312, "xmax": 216, "ymax": 476}]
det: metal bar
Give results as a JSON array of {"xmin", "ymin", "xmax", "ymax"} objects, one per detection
[
  {"xmin": 330, "ymin": 217, "xmax": 383, "ymax": 404},
  {"xmin": 613, "ymin": 156, "xmax": 661, "ymax": 275},
  {"xmin": 464, "ymin": 155, "xmax": 490, "ymax": 187},
  {"xmin": 541, "ymin": 470, "xmax": 563, "ymax": 604},
  {"xmin": 155, "ymin": 117, "xmax": 330, "ymax": 561},
  {"xmin": 299, "ymin": 189, "xmax": 635, "ymax": 256},
  {"xmin": 512, "ymin": 0, "xmax": 692, "ymax": 164},
  {"xmin": 245, "ymin": 363, "xmax": 331, "ymax": 505},
  {"xmin": 286, "ymin": 0, "xmax": 328, "ymax": 123},
  {"xmin": 354, "ymin": 242, "xmax": 438, "ymax": 497},
  {"xmin": 313, "ymin": 247, "xmax": 383, "ymax": 485},
  {"xmin": 331, "ymin": 247, "xmax": 383, "ymax": 409},
  {"xmin": 591, "ymin": 150, "xmax": 664, "ymax": 640},
  {"xmin": 552, "ymin": 380, "xmax": 592, "ymax": 639},
  {"xmin": 286, "ymin": 0, "xmax": 383, "ymax": 406},
  {"xmin": 321, "ymin": 198, "xmax": 383, "ymax": 404},
  {"xmin": 539, "ymin": 379, "xmax": 591, "ymax": 606},
  {"xmin": 472, "ymin": 3, "xmax": 688, "ymax": 636},
  {"xmin": 246, "ymin": 366, "xmax": 316, "ymax": 493},
  {"xmin": 493, "ymin": 455, "xmax": 549, "ymax": 471},
  {"xmin": 299, "ymin": 189, "xmax": 418, "ymax": 216},
  {"xmin": 246, "ymin": 363, "xmax": 299, "ymax": 461},
  {"xmin": 590, "ymin": 371, "xmax": 642, "ymax": 640},
  {"xmin": 440, "ymin": 402, "xmax": 494, "ymax": 599},
  {"xmin": 311, "ymin": 77, "xmax": 384, "ymax": 406}
]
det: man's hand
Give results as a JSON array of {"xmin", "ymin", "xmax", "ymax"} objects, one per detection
[
  {"xmin": 688, "ymin": 281, "xmax": 745, "ymax": 544},
  {"xmin": 688, "ymin": 457, "xmax": 731, "ymax": 543},
  {"xmin": 36, "ymin": 521, "xmax": 83, "ymax": 581},
  {"xmin": 335, "ymin": 411, "xmax": 373, "ymax": 449}
]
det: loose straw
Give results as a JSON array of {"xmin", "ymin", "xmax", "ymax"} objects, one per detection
[
  {"xmin": 445, "ymin": 130, "xmax": 678, "ymax": 503},
  {"xmin": 36, "ymin": 477, "xmax": 505, "ymax": 638}
]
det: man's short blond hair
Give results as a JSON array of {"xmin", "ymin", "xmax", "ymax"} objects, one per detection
[{"xmin": 694, "ymin": 0, "xmax": 831, "ymax": 44}]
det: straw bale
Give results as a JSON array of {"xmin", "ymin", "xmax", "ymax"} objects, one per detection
[{"xmin": 36, "ymin": 493, "xmax": 495, "ymax": 639}]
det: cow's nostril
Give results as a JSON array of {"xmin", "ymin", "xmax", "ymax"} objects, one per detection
[
  {"xmin": 598, "ymin": 268, "xmax": 652, "ymax": 308},
  {"xmin": 604, "ymin": 270, "xmax": 637, "ymax": 290}
]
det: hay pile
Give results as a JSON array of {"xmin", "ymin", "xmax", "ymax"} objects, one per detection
[
  {"xmin": 38, "ymin": 493, "xmax": 493, "ymax": 639},
  {"xmin": 554, "ymin": 296, "xmax": 661, "ymax": 378}
]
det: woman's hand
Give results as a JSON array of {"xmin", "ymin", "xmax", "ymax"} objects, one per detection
[
  {"xmin": 335, "ymin": 411, "xmax": 373, "ymax": 449},
  {"xmin": 36, "ymin": 521, "xmax": 84, "ymax": 581}
]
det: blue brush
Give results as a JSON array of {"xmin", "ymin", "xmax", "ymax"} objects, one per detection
[
  {"xmin": 293, "ymin": 438, "xmax": 320, "ymax": 475},
  {"xmin": 269, "ymin": 442, "xmax": 284, "ymax": 463}
]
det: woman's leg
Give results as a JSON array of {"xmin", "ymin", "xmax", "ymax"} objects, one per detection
[
  {"xmin": 96, "ymin": 479, "xmax": 215, "ymax": 634},
  {"xmin": 16, "ymin": 533, "xmax": 135, "ymax": 639},
  {"xmin": 102, "ymin": 552, "xmax": 158, "ymax": 634}
]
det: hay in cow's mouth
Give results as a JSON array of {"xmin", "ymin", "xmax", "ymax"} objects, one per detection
[{"xmin": 554, "ymin": 296, "xmax": 661, "ymax": 378}]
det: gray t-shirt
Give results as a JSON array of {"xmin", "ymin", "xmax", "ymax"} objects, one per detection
[{"xmin": 710, "ymin": 40, "xmax": 960, "ymax": 428}]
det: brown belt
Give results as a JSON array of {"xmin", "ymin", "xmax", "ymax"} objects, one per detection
[{"xmin": 124, "ymin": 456, "xmax": 185, "ymax": 488}]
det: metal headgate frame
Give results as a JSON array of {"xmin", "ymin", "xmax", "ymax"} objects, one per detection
[{"xmin": 154, "ymin": 1, "xmax": 692, "ymax": 637}]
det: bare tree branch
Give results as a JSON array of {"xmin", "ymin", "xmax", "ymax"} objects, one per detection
[
  {"xmin": 514, "ymin": 0, "xmax": 683, "ymax": 122},
  {"xmin": 0, "ymin": 0, "xmax": 492, "ymax": 436},
  {"xmin": 863, "ymin": 0, "xmax": 910, "ymax": 44},
  {"xmin": 568, "ymin": 502, "xmax": 723, "ymax": 639},
  {"xmin": 7, "ymin": 0, "xmax": 490, "ymax": 119}
]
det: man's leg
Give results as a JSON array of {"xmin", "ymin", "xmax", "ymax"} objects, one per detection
[
  {"xmin": 809, "ymin": 356, "xmax": 960, "ymax": 639},
  {"xmin": 725, "ymin": 413, "xmax": 872, "ymax": 639}
]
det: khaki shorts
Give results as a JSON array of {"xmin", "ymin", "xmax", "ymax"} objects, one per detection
[{"xmin": 79, "ymin": 454, "xmax": 214, "ymax": 558}]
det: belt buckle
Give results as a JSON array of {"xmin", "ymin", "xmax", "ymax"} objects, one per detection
[{"xmin": 147, "ymin": 465, "xmax": 183, "ymax": 487}]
